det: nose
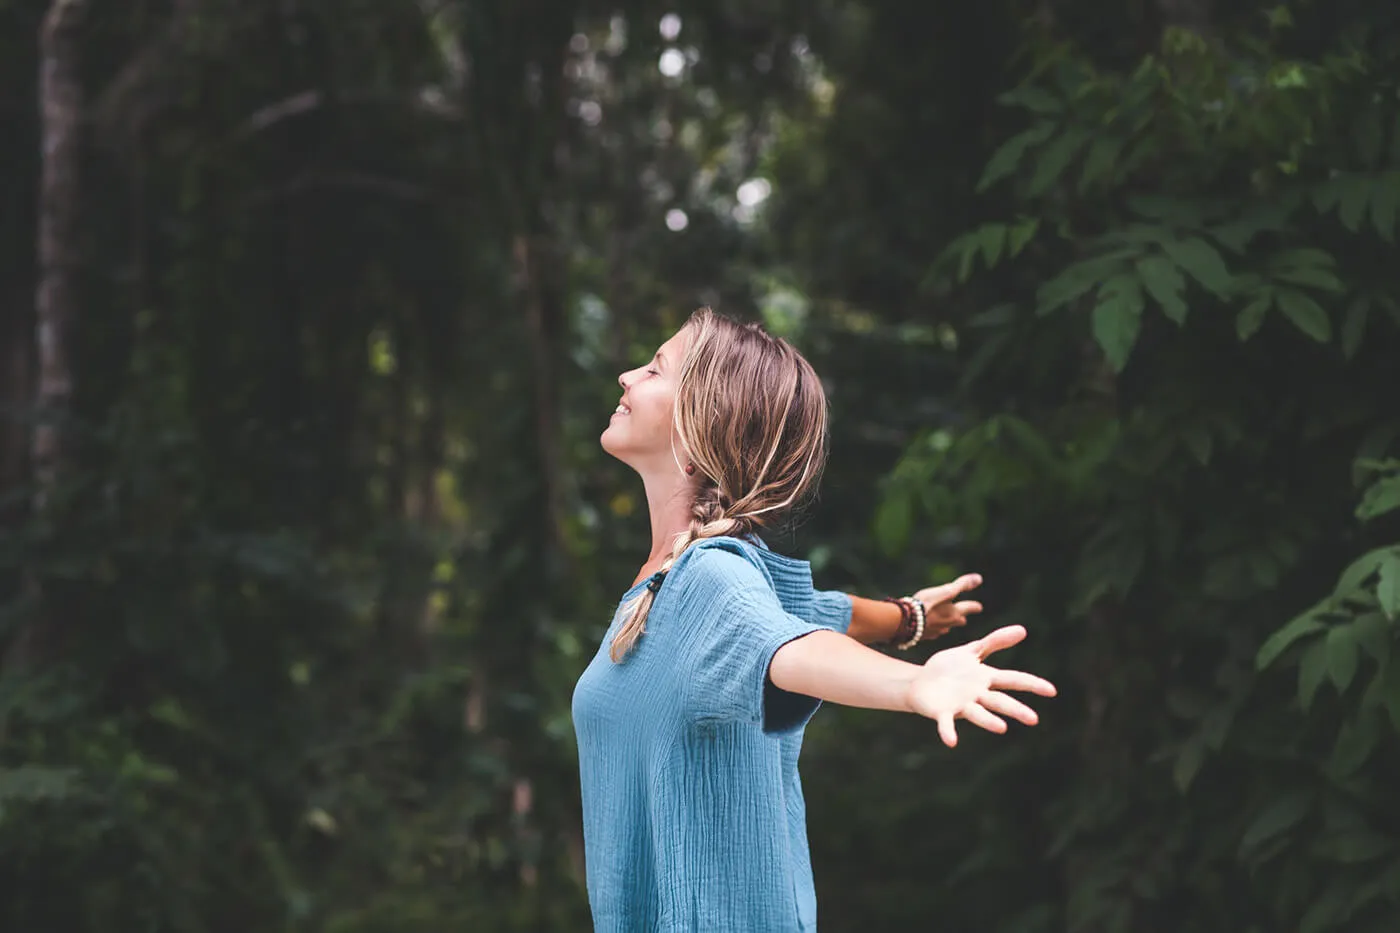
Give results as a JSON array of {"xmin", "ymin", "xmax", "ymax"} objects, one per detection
[{"xmin": 618, "ymin": 369, "xmax": 633, "ymax": 391}]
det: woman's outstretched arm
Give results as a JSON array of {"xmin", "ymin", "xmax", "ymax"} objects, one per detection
[
  {"xmin": 842, "ymin": 574, "xmax": 986, "ymax": 645},
  {"xmin": 768, "ymin": 624, "xmax": 1056, "ymax": 747}
]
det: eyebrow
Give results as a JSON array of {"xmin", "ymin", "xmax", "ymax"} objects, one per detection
[{"xmin": 655, "ymin": 351, "xmax": 667, "ymax": 368}]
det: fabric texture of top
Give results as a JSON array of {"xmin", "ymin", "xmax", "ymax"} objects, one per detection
[{"xmin": 571, "ymin": 535, "xmax": 853, "ymax": 932}]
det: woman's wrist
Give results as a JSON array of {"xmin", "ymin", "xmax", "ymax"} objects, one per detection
[{"xmin": 846, "ymin": 593, "xmax": 928, "ymax": 648}]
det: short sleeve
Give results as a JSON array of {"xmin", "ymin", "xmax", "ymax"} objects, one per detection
[
  {"xmin": 810, "ymin": 588, "xmax": 853, "ymax": 634},
  {"xmin": 675, "ymin": 548, "xmax": 826, "ymax": 735}
]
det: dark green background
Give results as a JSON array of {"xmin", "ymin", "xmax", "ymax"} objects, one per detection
[{"xmin": 2, "ymin": 1, "xmax": 1399, "ymax": 930}]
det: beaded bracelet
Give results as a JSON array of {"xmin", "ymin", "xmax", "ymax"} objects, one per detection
[
  {"xmin": 894, "ymin": 596, "xmax": 926, "ymax": 651},
  {"xmin": 881, "ymin": 596, "xmax": 914, "ymax": 643}
]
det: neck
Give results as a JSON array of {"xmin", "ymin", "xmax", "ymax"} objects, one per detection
[{"xmin": 640, "ymin": 468, "xmax": 696, "ymax": 565}]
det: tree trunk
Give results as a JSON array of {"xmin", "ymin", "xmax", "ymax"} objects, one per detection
[
  {"xmin": 4, "ymin": 0, "xmax": 87, "ymax": 699},
  {"xmin": 33, "ymin": 0, "xmax": 85, "ymax": 512},
  {"xmin": 0, "ymin": 296, "xmax": 28, "ymax": 513}
]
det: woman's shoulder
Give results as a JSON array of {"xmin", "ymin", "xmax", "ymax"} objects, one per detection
[{"xmin": 669, "ymin": 535, "xmax": 774, "ymax": 599}]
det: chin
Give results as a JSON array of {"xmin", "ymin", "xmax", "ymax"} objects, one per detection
[{"xmin": 599, "ymin": 425, "xmax": 627, "ymax": 460}]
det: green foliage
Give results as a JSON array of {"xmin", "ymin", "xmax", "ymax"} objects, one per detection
[
  {"xmin": 5, "ymin": 0, "xmax": 1400, "ymax": 931},
  {"xmin": 852, "ymin": 2, "xmax": 1400, "ymax": 930}
]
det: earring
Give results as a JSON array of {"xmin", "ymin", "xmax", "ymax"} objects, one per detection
[{"xmin": 684, "ymin": 462, "xmax": 696, "ymax": 475}]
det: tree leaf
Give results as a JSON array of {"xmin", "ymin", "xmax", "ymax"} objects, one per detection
[
  {"xmin": 1298, "ymin": 639, "xmax": 1328, "ymax": 710},
  {"xmin": 1136, "ymin": 255, "xmax": 1188, "ymax": 324},
  {"xmin": 1239, "ymin": 791, "xmax": 1311, "ymax": 854},
  {"xmin": 1342, "ymin": 295, "xmax": 1370, "ymax": 359},
  {"xmin": 997, "ymin": 86, "xmax": 1063, "ymax": 114},
  {"xmin": 1371, "ymin": 171, "xmax": 1399, "ymax": 242},
  {"xmin": 1028, "ymin": 128, "xmax": 1091, "ymax": 196},
  {"xmin": 1275, "ymin": 288, "xmax": 1332, "ymax": 342},
  {"xmin": 1256, "ymin": 611, "xmax": 1326, "ymax": 670},
  {"xmin": 1078, "ymin": 135, "xmax": 1128, "ymax": 192},
  {"xmin": 1092, "ymin": 275, "xmax": 1145, "ymax": 372},
  {"xmin": 980, "ymin": 223, "xmax": 1007, "ymax": 269},
  {"xmin": 1329, "ymin": 715, "xmax": 1380, "ymax": 777},
  {"xmin": 1172, "ymin": 737, "xmax": 1205, "ymax": 792},
  {"xmin": 1300, "ymin": 884, "xmax": 1351, "ymax": 933},
  {"xmin": 1236, "ymin": 294, "xmax": 1272, "ymax": 341},
  {"xmin": 1325, "ymin": 624, "xmax": 1360, "ymax": 693},
  {"xmin": 1315, "ymin": 828, "xmax": 1394, "ymax": 864},
  {"xmin": 1273, "ymin": 268, "xmax": 1344, "ymax": 293},
  {"xmin": 1377, "ymin": 553, "xmax": 1400, "ymax": 620},
  {"xmin": 1161, "ymin": 237, "xmax": 1232, "ymax": 297},
  {"xmin": 1354, "ymin": 106, "xmax": 1385, "ymax": 167},
  {"xmin": 977, "ymin": 124, "xmax": 1053, "ymax": 192},
  {"xmin": 1351, "ymin": 612, "xmax": 1392, "ymax": 667},
  {"xmin": 1338, "ymin": 175, "xmax": 1371, "ymax": 232},
  {"xmin": 1271, "ymin": 248, "xmax": 1337, "ymax": 269},
  {"xmin": 1036, "ymin": 252, "xmax": 1134, "ymax": 316},
  {"xmin": 1007, "ymin": 217, "xmax": 1040, "ymax": 256},
  {"xmin": 1357, "ymin": 477, "xmax": 1400, "ymax": 522},
  {"xmin": 1337, "ymin": 547, "xmax": 1392, "ymax": 593},
  {"xmin": 1312, "ymin": 176, "xmax": 1344, "ymax": 214}
]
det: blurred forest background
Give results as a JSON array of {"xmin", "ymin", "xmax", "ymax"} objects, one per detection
[{"xmin": 2, "ymin": 0, "xmax": 1399, "ymax": 930}]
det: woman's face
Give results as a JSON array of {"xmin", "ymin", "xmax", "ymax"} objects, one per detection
[{"xmin": 600, "ymin": 329, "xmax": 690, "ymax": 472}]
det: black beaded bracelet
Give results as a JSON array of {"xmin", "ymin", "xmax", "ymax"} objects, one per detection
[{"xmin": 882, "ymin": 596, "xmax": 915, "ymax": 644}]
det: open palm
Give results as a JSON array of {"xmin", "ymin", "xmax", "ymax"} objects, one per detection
[{"xmin": 907, "ymin": 625, "xmax": 1057, "ymax": 748}]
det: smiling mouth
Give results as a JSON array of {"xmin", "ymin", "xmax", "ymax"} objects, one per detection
[{"xmin": 613, "ymin": 404, "xmax": 631, "ymax": 415}]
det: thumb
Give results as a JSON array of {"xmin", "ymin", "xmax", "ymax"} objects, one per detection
[{"xmin": 974, "ymin": 624, "xmax": 1028, "ymax": 659}]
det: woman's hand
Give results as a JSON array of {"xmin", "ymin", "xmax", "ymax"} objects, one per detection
[
  {"xmin": 906, "ymin": 625, "xmax": 1056, "ymax": 748},
  {"xmin": 912, "ymin": 574, "xmax": 985, "ymax": 642}
]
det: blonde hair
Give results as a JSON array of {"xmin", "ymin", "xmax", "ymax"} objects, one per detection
[{"xmin": 609, "ymin": 307, "xmax": 829, "ymax": 661}]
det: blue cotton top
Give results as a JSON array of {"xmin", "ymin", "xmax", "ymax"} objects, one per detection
[{"xmin": 571, "ymin": 536, "xmax": 853, "ymax": 932}]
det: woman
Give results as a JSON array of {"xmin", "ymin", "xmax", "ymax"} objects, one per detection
[{"xmin": 572, "ymin": 308, "xmax": 1056, "ymax": 931}]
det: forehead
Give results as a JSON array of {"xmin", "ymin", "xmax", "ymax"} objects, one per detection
[{"xmin": 655, "ymin": 329, "xmax": 690, "ymax": 360}]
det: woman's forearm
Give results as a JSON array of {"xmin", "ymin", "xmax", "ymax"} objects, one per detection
[
  {"xmin": 769, "ymin": 629, "xmax": 917, "ymax": 712},
  {"xmin": 844, "ymin": 594, "xmax": 904, "ymax": 645}
]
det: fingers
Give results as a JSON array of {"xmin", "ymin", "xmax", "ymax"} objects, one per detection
[
  {"xmin": 923, "ymin": 574, "xmax": 983, "ymax": 606},
  {"xmin": 936, "ymin": 712, "xmax": 958, "ymax": 748},
  {"xmin": 988, "ymin": 668, "xmax": 1058, "ymax": 697},
  {"xmin": 961, "ymin": 703, "xmax": 1007, "ymax": 734},
  {"xmin": 929, "ymin": 601, "xmax": 980, "ymax": 627},
  {"xmin": 973, "ymin": 624, "xmax": 1027, "ymax": 658},
  {"xmin": 979, "ymin": 690, "xmax": 1040, "ymax": 726}
]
